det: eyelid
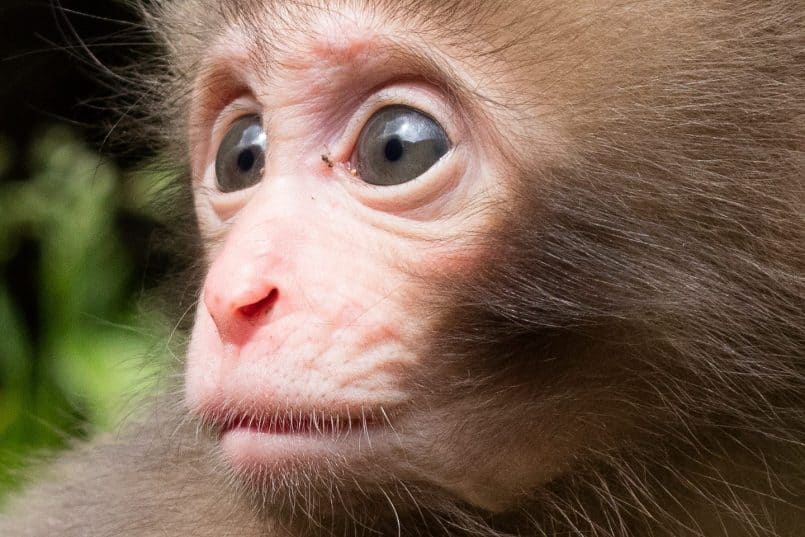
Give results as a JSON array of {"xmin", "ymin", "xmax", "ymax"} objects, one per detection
[
  {"xmin": 329, "ymin": 83, "xmax": 459, "ymax": 165},
  {"xmin": 330, "ymin": 85, "xmax": 465, "ymax": 215},
  {"xmin": 200, "ymin": 96, "xmax": 263, "ymax": 189},
  {"xmin": 210, "ymin": 97, "xmax": 263, "ymax": 153}
]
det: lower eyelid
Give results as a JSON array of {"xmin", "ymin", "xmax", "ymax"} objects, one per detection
[{"xmin": 342, "ymin": 146, "xmax": 463, "ymax": 214}]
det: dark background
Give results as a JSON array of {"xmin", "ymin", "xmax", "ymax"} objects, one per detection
[
  {"xmin": 1, "ymin": 1, "xmax": 145, "ymax": 165},
  {"xmin": 0, "ymin": 0, "xmax": 172, "ymax": 499}
]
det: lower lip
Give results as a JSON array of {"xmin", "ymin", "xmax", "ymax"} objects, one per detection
[{"xmin": 219, "ymin": 418, "xmax": 380, "ymax": 467}]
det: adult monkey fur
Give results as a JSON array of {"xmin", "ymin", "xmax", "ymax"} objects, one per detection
[{"xmin": 1, "ymin": 0, "xmax": 803, "ymax": 536}]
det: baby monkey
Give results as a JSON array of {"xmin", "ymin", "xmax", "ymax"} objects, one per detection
[{"xmin": 1, "ymin": 1, "xmax": 803, "ymax": 536}]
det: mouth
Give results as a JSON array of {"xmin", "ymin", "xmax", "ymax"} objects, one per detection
[
  {"xmin": 194, "ymin": 402, "xmax": 398, "ymax": 470},
  {"xmin": 217, "ymin": 410, "xmax": 381, "ymax": 437}
]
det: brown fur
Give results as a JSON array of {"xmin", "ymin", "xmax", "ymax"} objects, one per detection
[{"xmin": 1, "ymin": 0, "xmax": 803, "ymax": 535}]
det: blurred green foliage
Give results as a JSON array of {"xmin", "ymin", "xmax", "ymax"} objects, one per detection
[{"xmin": 0, "ymin": 128, "xmax": 169, "ymax": 500}]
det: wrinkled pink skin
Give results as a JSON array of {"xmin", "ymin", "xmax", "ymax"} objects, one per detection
[{"xmin": 183, "ymin": 7, "xmax": 519, "ymax": 507}]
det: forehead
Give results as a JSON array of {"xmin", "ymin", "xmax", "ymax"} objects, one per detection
[
  {"xmin": 182, "ymin": 0, "xmax": 526, "ymax": 113},
  {"xmin": 173, "ymin": 0, "xmax": 529, "ymax": 67},
  {"xmin": 210, "ymin": 0, "xmax": 506, "ymax": 35}
]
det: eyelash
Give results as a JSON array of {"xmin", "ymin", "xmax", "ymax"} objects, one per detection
[{"xmin": 330, "ymin": 86, "xmax": 454, "ymax": 164}]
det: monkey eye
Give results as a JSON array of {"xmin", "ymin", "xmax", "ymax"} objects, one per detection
[
  {"xmin": 355, "ymin": 106, "xmax": 450, "ymax": 186},
  {"xmin": 214, "ymin": 115, "xmax": 267, "ymax": 193}
]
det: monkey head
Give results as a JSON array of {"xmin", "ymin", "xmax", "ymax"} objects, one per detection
[{"xmin": 142, "ymin": 0, "xmax": 804, "ymax": 533}]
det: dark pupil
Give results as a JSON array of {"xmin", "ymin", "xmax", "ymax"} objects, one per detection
[
  {"xmin": 384, "ymin": 137, "xmax": 404, "ymax": 162},
  {"xmin": 237, "ymin": 148, "xmax": 256, "ymax": 172}
]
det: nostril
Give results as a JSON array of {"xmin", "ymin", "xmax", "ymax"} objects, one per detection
[{"xmin": 238, "ymin": 288, "xmax": 279, "ymax": 318}]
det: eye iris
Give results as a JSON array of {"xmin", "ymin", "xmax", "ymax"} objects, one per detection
[
  {"xmin": 356, "ymin": 106, "xmax": 450, "ymax": 186},
  {"xmin": 214, "ymin": 115, "xmax": 266, "ymax": 193}
]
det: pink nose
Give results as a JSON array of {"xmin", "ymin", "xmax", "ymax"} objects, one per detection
[{"xmin": 197, "ymin": 175, "xmax": 305, "ymax": 346}]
